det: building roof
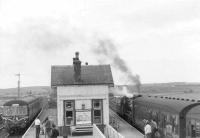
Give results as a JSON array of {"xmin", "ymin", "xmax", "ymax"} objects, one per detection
[{"xmin": 51, "ymin": 65, "xmax": 114, "ymax": 86}]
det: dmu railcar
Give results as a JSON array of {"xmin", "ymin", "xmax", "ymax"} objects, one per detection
[
  {"xmin": 110, "ymin": 95, "xmax": 200, "ymax": 138},
  {"xmin": 2, "ymin": 96, "xmax": 43, "ymax": 134}
]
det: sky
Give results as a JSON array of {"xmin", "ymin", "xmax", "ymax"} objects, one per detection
[{"xmin": 0, "ymin": 0, "xmax": 200, "ymax": 88}]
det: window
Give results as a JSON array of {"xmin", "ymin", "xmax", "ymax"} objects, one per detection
[
  {"xmin": 64, "ymin": 100, "xmax": 75, "ymax": 126},
  {"xmin": 94, "ymin": 101, "xmax": 100, "ymax": 109},
  {"xmin": 92, "ymin": 99, "xmax": 102, "ymax": 124},
  {"xmin": 66, "ymin": 102, "xmax": 73, "ymax": 109}
]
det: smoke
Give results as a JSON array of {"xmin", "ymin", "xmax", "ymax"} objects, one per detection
[
  {"xmin": 1, "ymin": 17, "xmax": 141, "ymax": 89},
  {"xmin": 16, "ymin": 20, "xmax": 73, "ymax": 53},
  {"xmin": 28, "ymin": 25, "xmax": 72, "ymax": 51},
  {"xmin": 93, "ymin": 38, "xmax": 141, "ymax": 92}
]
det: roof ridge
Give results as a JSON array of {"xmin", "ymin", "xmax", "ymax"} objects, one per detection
[
  {"xmin": 51, "ymin": 64, "xmax": 111, "ymax": 67},
  {"xmin": 51, "ymin": 64, "xmax": 114, "ymax": 86}
]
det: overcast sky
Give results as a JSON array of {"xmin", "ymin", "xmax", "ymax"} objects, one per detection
[{"xmin": 0, "ymin": 0, "xmax": 200, "ymax": 88}]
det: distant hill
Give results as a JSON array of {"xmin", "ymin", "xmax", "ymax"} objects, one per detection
[
  {"xmin": 141, "ymin": 82, "xmax": 200, "ymax": 94},
  {"xmin": 113, "ymin": 82, "xmax": 200, "ymax": 96},
  {"xmin": 1, "ymin": 82, "xmax": 200, "ymax": 101},
  {"xmin": 0, "ymin": 86, "xmax": 51, "ymax": 101},
  {"xmin": 0, "ymin": 86, "xmax": 51, "ymax": 114}
]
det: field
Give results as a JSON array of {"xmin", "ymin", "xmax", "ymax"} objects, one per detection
[
  {"xmin": 1, "ymin": 82, "xmax": 200, "ymax": 109},
  {"xmin": 113, "ymin": 82, "xmax": 200, "ymax": 100},
  {"xmin": 0, "ymin": 86, "xmax": 51, "ymax": 113},
  {"xmin": 0, "ymin": 86, "xmax": 51, "ymax": 98}
]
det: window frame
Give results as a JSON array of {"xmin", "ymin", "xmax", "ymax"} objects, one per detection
[
  {"xmin": 64, "ymin": 100, "xmax": 75, "ymax": 126},
  {"xmin": 92, "ymin": 99, "xmax": 103, "ymax": 125}
]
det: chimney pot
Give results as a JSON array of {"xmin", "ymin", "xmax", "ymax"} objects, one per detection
[
  {"xmin": 75, "ymin": 52, "xmax": 79, "ymax": 59},
  {"xmin": 73, "ymin": 52, "xmax": 81, "ymax": 82},
  {"xmin": 85, "ymin": 62, "xmax": 88, "ymax": 65}
]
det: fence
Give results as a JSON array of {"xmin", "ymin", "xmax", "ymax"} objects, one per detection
[
  {"xmin": 105, "ymin": 124, "xmax": 124, "ymax": 138},
  {"xmin": 93, "ymin": 124, "xmax": 106, "ymax": 138}
]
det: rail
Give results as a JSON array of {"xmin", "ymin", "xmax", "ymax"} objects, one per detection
[
  {"xmin": 0, "ymin": 126, "xmax": 4, "ymax": 130},
  {"xmin": 105, "ymin": 124, "xmax": 124, "ymax": 138},
  {"xmin": 110, "ymin": 116, "xmax": 119, "ymax": 131},
  {"xmin": 93, "ymin": 124, "xmax": 106, "ymax": 138},
  {"xmin": 5, "ymin": 133, "xmax": 9, "ymax": 138},
  {"xmin": 0, "ymin": 122, "xmax": 8, "ymax": 137}
]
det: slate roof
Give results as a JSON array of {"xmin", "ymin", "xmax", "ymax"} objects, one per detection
[{"xmin": 51, "ymin": 65, "xmax": 114, "ymax": 86}]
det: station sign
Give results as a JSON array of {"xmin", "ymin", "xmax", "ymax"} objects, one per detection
[{"xmin": 76, "ymin": 111, "xmax": 91, "ymax": 125}]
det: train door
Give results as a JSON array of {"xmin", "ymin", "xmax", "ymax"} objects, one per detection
[
  {"xmin": 190, "ymin": 120, "xmax": 200, "ymax": 138},
  {"xmin": 196, "ymin": 121, "xmax": 200, "ymax": 138},
  {"xmin": 191, "ymin": 124, "xmax": 196, "ymax": 138}
]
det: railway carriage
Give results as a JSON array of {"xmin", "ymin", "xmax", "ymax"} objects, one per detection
[
  {"xmin": 133, "ymin": 96, "xmax": 200, "ymax": 138},
  {"xmin": 2, "ymin": 96, "xmax": 43, "ymax": 134},
  {"xmin": 110, "ymin": 94, "xmax": 200, "ymax": 138}
]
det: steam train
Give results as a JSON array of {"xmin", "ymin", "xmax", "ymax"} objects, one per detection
[
  {"xmin": 2, "ymin": 96, "xmax": 44, "ymax": 134},
  {"xmin": 110, "ymin": 95, "xmax": 200, "ymax": 138}
]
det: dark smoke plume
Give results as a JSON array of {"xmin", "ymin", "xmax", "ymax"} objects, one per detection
[{"xmin": 93, "ymin": 38, "xmax": 141, "ymax": 93}]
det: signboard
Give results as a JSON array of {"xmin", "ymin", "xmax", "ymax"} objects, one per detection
[{"xmin": 76, "ymin": 111, "xmax": 91, "ymax": 125}]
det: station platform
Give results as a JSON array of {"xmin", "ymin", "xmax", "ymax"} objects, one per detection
[
  {"xmin": 22, "ymin": 108, "xmax": 58, "ymax": 138},
  {"xmin": 22, "ymin": 108, "xmax": 92, "ymax": 138},
  {"xmin": 109, "ymin": 109, "xmax": 144, "ymax": 138},
  {"xmin": 23, "ymin": 108, "xmax": 143, "ymax": 138}
]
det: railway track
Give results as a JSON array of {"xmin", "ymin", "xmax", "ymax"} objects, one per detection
[
  {"xmin": 0, "ymin": 128, "xmax": 22, "ymax": 138},
  {"xmin": 0, "ymin": 128, "xmax": 9, "ymax": 138},
  {"xmin": 0, "ymin": 109, "xmax": 45, "ymax": 138}
]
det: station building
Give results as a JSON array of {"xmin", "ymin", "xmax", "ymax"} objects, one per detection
[{"xmin": 51, "ymin": 52, "xmax": 114, "ymax": 135}]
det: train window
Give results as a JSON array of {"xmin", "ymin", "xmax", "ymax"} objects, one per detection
[
  {"xmin": 196, "ymin": 121, "xmax": 200, "ymax": 137},
  {"xmin": 92, "ymin": 99, "xmax": 102, "ymax": 124},
  {"xmin": 166, "ymin": 123, "xmax": 173, "ymax": 137},
  {"xmin": 17, "ymin": 106, "xmax": 28, "ymax": 115},
  {"xmin": 159, "ymin": 113, "xmax": 165, "ymax": 129},
  {"xmin": 64, "ymin": 100, "xmax": 75, "ymax": 126},
  {"xmin": 3, "ymin": 106, "xmax": 12, "ymax": 116}
]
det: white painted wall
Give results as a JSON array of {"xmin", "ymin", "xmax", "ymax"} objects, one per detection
[
  {"xmin": 75, "ymin": 100, "xmax": 91, "ymax": 110},
  {"xmin": 57, "ymin": 85, "xmax": 110, "ymax": 127}
]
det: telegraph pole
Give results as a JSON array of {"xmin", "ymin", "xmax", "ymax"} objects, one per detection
[{"xmin": 16, "ymin": 73, "xmax": 20, "ymax": 99}]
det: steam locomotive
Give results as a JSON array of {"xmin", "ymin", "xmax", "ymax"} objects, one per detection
[
  {"xmin": 110, "ymin": 95, "xmax": 200, "ymax": 138},
  {"xmin": 2, "ymin": 96, "xmax": 44, "ymax": 134}
]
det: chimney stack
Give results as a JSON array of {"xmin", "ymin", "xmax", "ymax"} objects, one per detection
[{"xmin": 73, "ymin": 52, "xmax": 81, "ymax": 82}]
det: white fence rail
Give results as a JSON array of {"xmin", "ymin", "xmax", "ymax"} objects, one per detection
[
  {"xmin": 105, "ymin": 124, "xmax": 124, "ymax": 138},
  {"xmin": 93, "ymin": 124, "xmax": 106, "ymax": 138}
]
